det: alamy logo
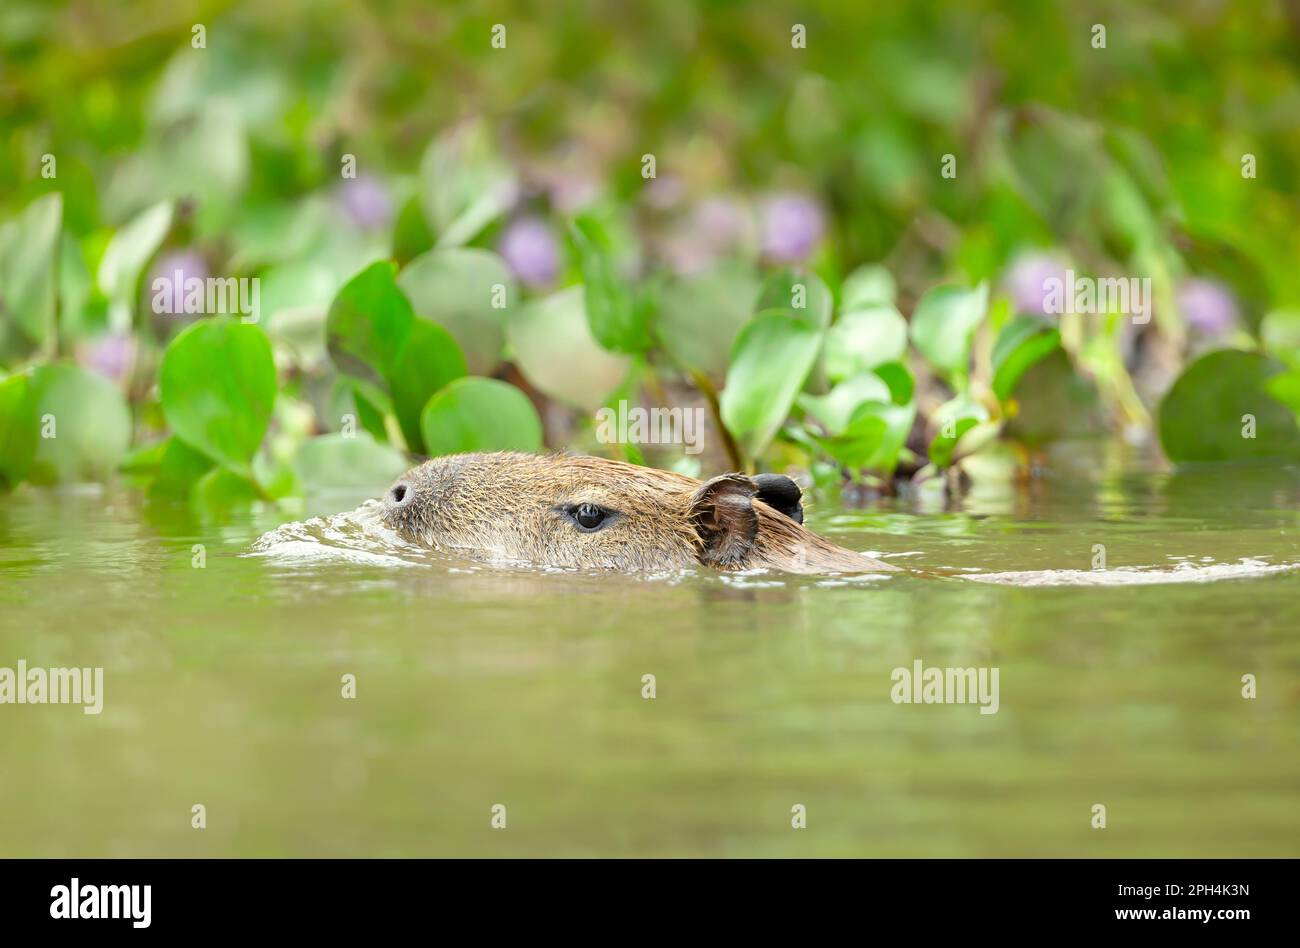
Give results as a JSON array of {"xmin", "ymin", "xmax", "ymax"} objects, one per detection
[
  {"xmin": 1042, "ymin": 269, "xmax": 1151, "ymax": 324},
  {"xmin": 50, "ymin": 878, "xmax": 151, "ymax": 928},
  {"xmin": 890, "ymin": 659, "xmax": 1000, "ymax": 715},
  {"xmin": 594, "ymin": 400, "xmax": 705, "ymax": 455},
  {"xmin": 151, "ymin": 270, "xmax": 261, "ymax": 323},
  {"xmin": 0, "ymin": 660, "xmax": 103, "ymax": 714}
]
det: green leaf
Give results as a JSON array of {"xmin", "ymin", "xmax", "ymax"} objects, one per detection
[
  {"xmin": 160, "ymin": 319, "xmax": 277, "ymax": 474},
  {"xmin": 1265, "ymin": 370, "xmax": 1300, "ymax": 418},
  {"xmin": 392, "ymin": 195, "xmax": 435, "ymax": 267},
  {"xmin": 385, "ymin": 320, "xmax": 467, "ymax": 453},
  {"xmin": 326, "ymin": 261, "xmax": 415, "ymax": 384},
  {"xmin": 420, "ymin": 377, "xmax": 543, "ymax": 457},
  {"xmin": 119, "ymin": 439, "xmax": 169, "ymax": 485},
  {"xmin": 720, "ymin": 313, "xmax": 823, "ymax": 462},
  {"xmin": 193, "ymin": 467, "xmax": 262, "ymax": 514},
  {"xmin": 27, "ymin": 363, "xmax": 133, "ymax": 484},
  {"xmin": 872, "ymin": 361, "xmax": 915, "ymax": 405},
  {"xmin": 147, "ymin": 436, "xmax": 216, "ymax": 500},
  {"xmin": 0, "ymin": 373, "xmax": 39, "ymax": 489},
  {"xmin": 756, "ymin": 267, "xmax": 832, "ymax": 328},
  {"xmin": 418, "ymin": 120, "xmax": 517, "ymax": 248},
  {"xmin": 571, "ymin": 215, "xmax": 651, "ymax": 354},
  {"xmin": 928, "ymin": 418, "xmax": 977, "ymax": 468},
  {"xmin": 655, "ymin": 263, "xmax": 760, "ymax": 380},
  {"xmin": 256, "ymin": 258, "xmax": 342, "ymax": 350},
  {"xmin": 104, "ymin": 107, "xmax": 247, "ymax": 231},
  {"xmin": 58, "ymin": 231, "xmax": 94, "ymax": 341},
  {"xmin": 823, "ymin": 303, "xmax": 908, "ymax": 381},
  {"xmin": 293, "ymin": 433, "xmax": 410, "ymax": 492},
  {"xmin": 1004, "ymin": 348, "xmax": 1103, "ymax": 447},
  {"xmin": 0, "ymin": 193, "xmax": 62, "ymax": 346},
  {"xmin": 814, "ymin": 412, "xmax": 887, "ymax": 469},
  {"xmin": 347, "ymin": 378, "xmax": 392, "ymax": 442},
  {"xmin": 852, "ymin": 401, "xmax": 914, "ymax": 472},
  {"xmin": 1158, "ymin": 350, "xmax": 1300, "ymax": 462},
  {"xmin": 814, "ymin": 400, "xmax": 915, "ymax": 473},
  {"xmin": 840, "ymin": 263, "xmax": 897, "ymax": 309},
  {"xmin": 928, "ymin": 395, "xmax": 991, "ymax": 468},
  {"xmin": 992, "ymin": 315, "xmax": 1062, "ymax": 402},
  {"xmin": 96, "ymin": 200, "xmax": 173, "ymax": 328},
  {"xmin": 799, "ymin": 372, "xmax": 892, "ymax": 435},
  {"xmin": 1260, "ymin": 308, "xmax": 1300, "ymax": 370},
  {"xmin": 397, "ymin": 248, "xmax": 513, "ymax": 375},
  {"xmin": 255, "ymin": 457, "xmax": 299, "ymax": 501},
  {"xmin": 506, "ymin": 286, "xmax": 630, "ymax": 411},
  {"xmin": 909, "ymin": 282, "xmax": 989, "ymax": 381}
]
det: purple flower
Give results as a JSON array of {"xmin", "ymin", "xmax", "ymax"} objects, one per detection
[
  {"xmin": 1004, "ymin": 252, "xmax": 1069, "ymax": 317},
  {"xmin": 147, "ymin": 249, "xmax": 209, "ymax": 315},
  {"xmin": 1177, "ymin": 277, "xmax": 1240, "ymax": 337},
  {"xmin": 338, "ymin": 174, "xmax": 393, "ymax": 231},
  {"xmin": 759, "ymin": 193, "xmax": 824, "ymax": 263},
  {"xmin": 498, "ymin": 216, "xmax": 560, "ymax": 288},
  {"xmin": 77, "ymin": 332, "xmax": 136, "ymax": 385}
]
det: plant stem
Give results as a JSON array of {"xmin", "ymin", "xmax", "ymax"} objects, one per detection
[{"xmin": 690, "ymin": 369, "xmax": 745, "ymax": 472}]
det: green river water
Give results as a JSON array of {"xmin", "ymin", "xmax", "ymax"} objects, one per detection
[{"xmin": 2, "ymin": 447, "xmax": 1298, "ymax": 857}]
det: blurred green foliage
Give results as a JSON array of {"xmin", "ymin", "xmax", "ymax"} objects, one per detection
[{"xmin": 3, "ymin": 0, "xmax": 1300, "ymax": 504}]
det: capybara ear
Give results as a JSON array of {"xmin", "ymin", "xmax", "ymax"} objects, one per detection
[
  {"xmin": 752, "ymin": 473, "xmax": 804, "ymax": 524},
  {"xmin": 689, "ymin": 473, "xmax": 758, "ymax": 567}
]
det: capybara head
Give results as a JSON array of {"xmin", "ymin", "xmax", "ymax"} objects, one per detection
[{"xmin": 381, "ymin": 452, "xmax": 891, "ymax": 574}]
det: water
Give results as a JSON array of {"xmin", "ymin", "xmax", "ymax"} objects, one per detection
[{"xmin": 2, "ymin": 449, "xmax": 1299, "ymax": 857}]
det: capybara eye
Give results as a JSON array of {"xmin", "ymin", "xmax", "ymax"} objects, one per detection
[{"xmin": 574, "ymin": 503, "xmax": 606, "ymax": 531}]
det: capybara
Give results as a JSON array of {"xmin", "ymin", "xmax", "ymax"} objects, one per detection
[{"xmin": 382, "ymin": 452, "xmax": 894, "ymax": 574}]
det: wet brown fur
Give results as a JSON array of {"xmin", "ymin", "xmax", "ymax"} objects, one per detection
[{"xmin": 382, "ymin": 452, "xmax": 894, "ymax": 574}]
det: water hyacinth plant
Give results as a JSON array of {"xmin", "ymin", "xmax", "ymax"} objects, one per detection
[{"xmin": 3, "ymin": 2, "xmax": 1300, "ymax": 508}]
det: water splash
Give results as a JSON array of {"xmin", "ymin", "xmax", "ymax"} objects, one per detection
[
  {"xmin": 965, "ymin": 558, "xmax": 1300, "ymax": 587},
  {"xmin": 247, "ymin": 500, "xmax": 429, "ymax": 568}
]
